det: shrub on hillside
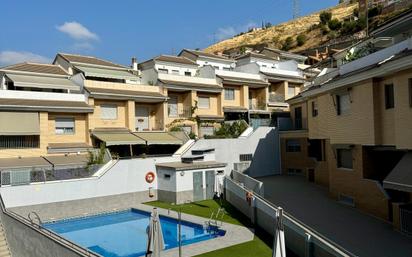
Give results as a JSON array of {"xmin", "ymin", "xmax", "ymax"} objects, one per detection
[
  {"xmin": 204, "ymin": 120, "xmax": 248, "ymax": 139},
  {"xmin": 281, "ymin": 37, "xmax": 294, "ymax": 51},
  {"xmin": 328, "ymin": 18, "xmax": 342, "ymax": 31},
  {"xmin": 296, "ymin": 34, "xmax": 307, "ymax": 46},
  {"xmin": 319, "ymin": 11, "xmax": 332, "ymax": 25}
]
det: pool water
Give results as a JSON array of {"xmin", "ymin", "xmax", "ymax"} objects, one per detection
[{"xmin": 43, "ymin": 209, "xmax": 225, "ymax": 257}]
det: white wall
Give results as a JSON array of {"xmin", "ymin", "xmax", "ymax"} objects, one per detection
[
  {"xmin": 184, "ymin": 127, "xmax": 280, "ymax": 177},
  {"xmin": 0, "ymin": 90, "xmax": 87, "ymax": 102},
  {"xmin": 0, "ymin": 157, "xmax": 177, "ymax": 208},
  {"xmin": 154, "ymin": 63, "xmax": 198, "ymax": 76},
  {"xmin": 196, "ymin": 59, "xmax": 234, "ymax": 71}
]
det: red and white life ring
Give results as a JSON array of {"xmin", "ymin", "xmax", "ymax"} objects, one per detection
[{"xmin": 145, "ymin": 172, "xmax": 155, "ymax": 184}]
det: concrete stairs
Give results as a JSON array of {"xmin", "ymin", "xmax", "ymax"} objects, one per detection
[{"xmin": 0, "ymin": 222, "xmax": 11, "ymax": 257}]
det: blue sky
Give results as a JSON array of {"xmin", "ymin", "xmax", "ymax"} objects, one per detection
[{"xmin": 0, "ymin": 0, "xmax": 338, "ymax": 67}]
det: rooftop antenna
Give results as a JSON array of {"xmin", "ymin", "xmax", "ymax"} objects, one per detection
[{"xmin": 293, "ymin": 0, "xmax": 300, "ymax": 19}]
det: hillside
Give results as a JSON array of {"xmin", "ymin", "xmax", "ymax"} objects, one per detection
[{"xmin": 204, "ymin": 3, "xmax": 358, "ymax": 54}]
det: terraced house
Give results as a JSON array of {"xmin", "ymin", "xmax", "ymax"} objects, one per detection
[
  {"xmin": 0, "ymin": 62, "xmax": 93, "ymax": 158},
  {"xmin": 279, "ymin": 14, "xmax": 412, "ymax": 232}
]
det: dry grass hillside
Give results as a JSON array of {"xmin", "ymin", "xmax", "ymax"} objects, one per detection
[{"xmin": 204, "ymin": 3, "xmax": 358, "ymax": 54}]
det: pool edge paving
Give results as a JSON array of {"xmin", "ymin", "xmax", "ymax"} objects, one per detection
[{"xmin": 136, "ymin": 203, "xmax": 255, "ymax": 257}]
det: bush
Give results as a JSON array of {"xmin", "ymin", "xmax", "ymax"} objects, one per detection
[
  {"xmin": 320, "ymin": 24, "xmax": 329, "ymax": 35},
  {"xmin": 319, "ymin": 11, "xmax": 332, "ymax": 25},
  {"xmin": 328, "ymin": 18, "xmax": 342, "ymax": 31},
  {"xmin": 281, "ymin": 37, "xmax": 294, "ymax": 51},
  {"xmin": 207, "ymin": 120, "xmax": 248, "ymax": 139},
  {"xmin": 296, "ymin": 34, "xmax": 307, "ymax": 46},
  {"xmin": 368, "ymin": 5, "xmax": 382, "ymax": 18}
]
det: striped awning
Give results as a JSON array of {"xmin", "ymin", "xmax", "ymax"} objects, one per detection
[
  {"xmin": 0, "ymin": 112, "xmax": 40, "ymax": 135},
  {"xmin": 92, "ymin": 129, "xmax": 145, "ymax": 146},
  {"xmin": 133, "ymin": 132, "xmax": 183, "ymax": 145},
  {"xmin": 6, "ymin": 74, "xmax": 80, "ymax": 91},
  {"xmin": 0, "ymin": 157, "xmax": 52, "ymax": 170},
  {"xmin": 76, "ymin": 66, "xmax": 139, "ymax": 80}
]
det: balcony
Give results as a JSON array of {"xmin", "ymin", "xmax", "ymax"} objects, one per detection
[
  {"xmin": 269, "ymin": 94, "xmax": 285, "ymax": 103},
  {"xmin": 278, "ymin": 117, "xmax": 307, "ymax": 131},
  {"xmin": 249, "ymin": 101, "xmax": 267, "ymax": 111},
  {"xmin": 168, "ymin": 106, "xmax": 192, "ymax": 119}
]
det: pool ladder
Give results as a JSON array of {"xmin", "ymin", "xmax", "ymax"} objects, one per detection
[
  {"xmin": 28, "ymin": 211, "xmax": 42, "ymax": 225},
  {"xmin": 205, "ymin": 208, "xmax": 225, "ymax": 230}
]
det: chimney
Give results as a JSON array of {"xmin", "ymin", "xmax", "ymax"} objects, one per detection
[{"xmin": 131, "ymin": 57, "xmax": 138, "ymax": 71}]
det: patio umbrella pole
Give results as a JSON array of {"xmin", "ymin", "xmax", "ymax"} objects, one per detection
[{"xmin": 178, "ymin": 207, "xmax": 182, "ymax": 257}]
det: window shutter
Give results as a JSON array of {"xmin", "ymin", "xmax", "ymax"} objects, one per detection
[{"xmin": 101, "ymin": 105, "xmax": 118, "ymax": 120}]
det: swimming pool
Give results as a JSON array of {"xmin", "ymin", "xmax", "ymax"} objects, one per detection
[{"xmin": 43, "ymin": 209, "xmax": 225, "ymax": 257}]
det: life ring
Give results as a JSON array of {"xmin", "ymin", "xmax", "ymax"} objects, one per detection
[
  {"xmin": 145, "ymin": 172, "xmax": 155, "ymax": 183},
  {"xmin": 246, "ymin": 191, "xmax": 253, "ymax": 206}
]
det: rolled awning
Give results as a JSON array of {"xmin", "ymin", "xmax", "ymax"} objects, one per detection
[
  {"xmin": 133, "ymin": 132, "xmax": 183, "ymax": 145},
  {"xmin": 92, "ymin": 129, "xmax": 145, "ymax": 146},
  {"xmin": 0, "ymin": 157, "xmax": 51, "ymax": 170},
  {"xmin": 0, "ymin": 112, "xmax": 40, "ymax": 135},
  {"xmin": 76, "ymin": 66, "xmax": 139, "ymax": 81},
  {"xmin": 6, "ymin": 74, "xmax": 80, "ymax": 91},
  {"xmin": 383, "ymin": 152, "xmax": 412, "ymax": 193},
  {"xmin": 43, "ymin": 154, "xmax": 89, "ymax": 169}
]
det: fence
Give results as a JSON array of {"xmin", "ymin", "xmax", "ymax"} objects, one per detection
[
  {"xmin": 0, "ymin": 149, "xmax": 111, "ymax": 186},
  {"xmin": 400, "ymin": 205, "xmax": 412, "ymax": 236},
  {"xmin": 224, "ymin": 177, "xmax": 356, "ymax": 257},
  {"xmin": 231, "ymin": 170, "xmax": 264, "ymax": 195}
]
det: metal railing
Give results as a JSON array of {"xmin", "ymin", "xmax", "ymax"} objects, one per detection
[
  {"xmin": 278, "ymin": 117, "xmax": 308, "ymax": 131},
  {"xmin": 269, "ymin": 94, "xmax": 286, "ymax": 103},
  {"xmin": 168, "ymin": 106, "xmax": 192, "ymax": 118},
  {"xmin": 225, "ymin": 177, "xmax": 357, "ymax": 257},
  {"xmin": 0, "ymin": 194, "xmax": 102, "ymax": 257}
]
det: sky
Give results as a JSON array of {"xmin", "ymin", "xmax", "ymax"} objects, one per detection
[{"xmin": 0, "ymin": 0, "xmax": 338, "ymax": 67}]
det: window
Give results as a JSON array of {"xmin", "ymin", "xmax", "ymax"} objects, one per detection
[
  {"xmin": 239, "ymin": 154, "xmax": 253, "ymax": 162},
  {"xmin": 339, "ymin": 194, "xmax": 355, "ymax": 206},
  {"xmin": 168, "ymin": 95, "xmax": 178, "ymax": 117},
  {"xmin": 200, "ymin": 126, "xmax": 214, "ymax": 137},
  {"xmin": 385, "ymin": 84, "xmax": 394, "ymax": 109},
  {"xmin": 55, "ymin": 117, "xmax": 75, "ymax": 135},
  {"xmin": 0, "ymin": 136, "xmax": 39, "ymax": 149},
  {"xmin": 336, "ymin": 93, "xmax": 350, "ymax": 115},
  {"xmin": 158, "ymin": 68, "xmax": 168, "ymax": 74},
  {"xmin": 198, "ymin": 96, "xmax": 210, "ymax": 109},
  {"xmin": 184, "ymin": 71, "xmax": 191, "ymax": 76},
  {"xmin": 409, "ymin": 79, "xmax": 412, "ymax": 107},
  {"xmin": 171, "ymin": 70, "xmax": 179, "ymax": 75},
  {"xmin": 164, "ymin": 174, "xmax": 171, "ymax": 180},
  {"xmin": 311, "ymin": 101, "xmax": 318, "ymax": 117},
  {"xmin": 224, "ymin": 88, "xmax": 235, "ymax": 100},
  {"xmin": 213, "ymin": 66, "xmax": 220, "ymax": 70},
  {"xmin": 337, "ymin": 149, "xmax": 353, "ymax": 169},
  {"xmin": 101, "ymin": 104, "xmax": 118, "ymax": 120},
  {"xmin": 286, "ymin": 139, "xmax": 301, "ymax": 152},
  {"xmin": 223, "ymin": 67, "xmax": 231, "ymax": 71},
  {"xmin": 288, "ymin": 86, "xmax": 295, "ymax": 97},
  {"xmin": 294, "ymin": 107, "xmax": 303, "ymax": 129}
]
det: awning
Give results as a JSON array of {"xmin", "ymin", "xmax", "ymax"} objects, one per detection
[
  {"xmin": 0, "ymin": 112, "xmax": 40, "ymax": 135},
  {"xmin": 76, "ymin": 66, "xmax": 139, "ymax": 80},
  {"xmin": 6, "ymin": 74, "xmax": 80, "ymax": 91},
  {"xmin": 47, "ymin": 143, "xmax": 92, "ymax": 154},
  {"xmin": 86, "ymin": 87, "xmax": 167, "ymax": 102},
  {"xmin": 0, "ymin": 157, "xmax": 52, "ymax": 170},
  {"xmin": 223, "ymin": 106, "xmax": 248, "ymax": 113},
  {"xmin": 133, "ymin": 132, "xmax": 183, "ymax": 145},
  {"xmin": 0, "ymin": 99, "xmax": 94, "ymax": 113},
  {"xmin": 218, "ymin": 75, "xmax": 269, "ymax": 88},
  {"xmin": 156, "ymin": 161, "xmax": 226, "ymax": 171},
  {"xmin": 197, "ymin": 115, "xmax": 225, "ymax": 121},
  {"xmin": 92, "ymin": 129, "xmax": 145, "ymax": 146},
  {"xmin": 383, "ymin": 152, "xmax": 412, "ymax": 193},
  {"xmin": 43, "ymin": 154, "xmax": 89, "ymax": 169}
]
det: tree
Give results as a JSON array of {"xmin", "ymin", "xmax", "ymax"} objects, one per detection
[
  {"xmin": 319, "ymin": 11, "xmax": 332, "ymax": 25},
  {"xmin": 296, "ymin": 34, "xmax": 307, "ymax": 46},
  {"xmin": 281, "ymin": 37, "xmax": 294, "ymax": 51},
  {"xmin": 328, "ymin": 18, "xmax": 342, "ymax": 31}
]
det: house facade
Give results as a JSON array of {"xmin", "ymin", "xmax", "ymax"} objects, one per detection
[{"xmin": 279, "ymin": 33, "xmax": 412, "ymax": 230}]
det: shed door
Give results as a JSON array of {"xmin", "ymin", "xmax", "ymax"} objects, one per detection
[
  {"xmin": 135, "ymin": 106, "xmax": 149, "ymax": 131},
  {"xmin": 193, "ymin": 172, "xmax": 204, "ymax": 201},
  {"xmin": 205, "ymin": 170, "xmax": 215, "ymax": 199}
]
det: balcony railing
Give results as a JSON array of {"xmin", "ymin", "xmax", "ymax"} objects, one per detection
[
  {"xmin": 168, "ymin": 106, "xmax": 192, "ymax": 118},
  {"xmin": 269, "ymin": 94, "xmax": 286, "ymax": 103},
  {"xmin": 278, "ymin": 117, "xmax": 307, "ymax": 131},
  {"xmin": 249, "ymin": 101, "xmax": 267, "ymax": 111}
]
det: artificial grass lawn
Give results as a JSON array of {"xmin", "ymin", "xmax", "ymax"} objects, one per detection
[{"xmin": 145, "ymin": 199, "xmax": 272, "ymax": 257}]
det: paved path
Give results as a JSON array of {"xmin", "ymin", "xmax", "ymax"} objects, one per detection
[{"xmin": 259, "ymin": 175, "xmax": 412, "ymax": 257}]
